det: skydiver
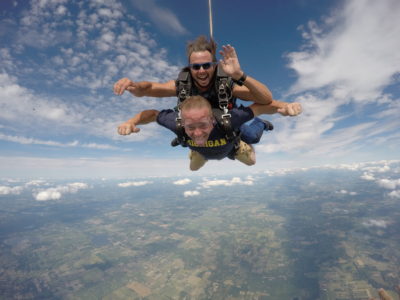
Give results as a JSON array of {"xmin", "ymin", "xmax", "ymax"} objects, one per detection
[
  {"xmin": 113, "ymin": 35, "xmax": 302, "ymax": 146},
  {"xmin": 117, "ymin": 95, "xmax": 301, "ymax": 171}
]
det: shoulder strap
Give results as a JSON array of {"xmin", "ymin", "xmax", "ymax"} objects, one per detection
[
  {"xmin": 215, "ymin": 66, "xmax": 236, "ymax": 110},
  {"xmin": 212, "ymin": 108, "xmax": 239, "ymax": 143},
  {"xmin": 172, "ymin": 68, "xmax": 192, "ymax": 147},
  {"xmin": 175, "ymin": 67, "xmax": 192, "ymax": 104},
  {"xmin": 171, "ymin": 113, "xmax": 188, "ymax": 147}
]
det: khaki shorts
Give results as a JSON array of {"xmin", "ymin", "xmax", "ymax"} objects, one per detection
[
  {"xmin": 189, "ymin": 150, "xmax": 207, "ymax": 171},
  {"xmin": 234, "ymin": 140, "xmax": 256, "ymax": 166}
]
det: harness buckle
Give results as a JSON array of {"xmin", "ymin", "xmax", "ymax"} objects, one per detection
[
  {"xmin": 218, "ymin": 82, "xmax": 229, "ymax": 110},
  {"xmin": 221, "ymin": 112, "xmax": 231, "ymax": 120},
  {"xmin": 178, "ymin": 87, "xmax": 189, "ymax": 102}
]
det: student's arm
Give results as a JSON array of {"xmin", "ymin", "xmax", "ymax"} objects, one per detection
[{"xmin": 117, "ymin": 109, "xmax": 160, "ymax": 135}]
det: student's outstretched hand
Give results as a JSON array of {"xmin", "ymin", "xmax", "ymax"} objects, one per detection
[
  {"xmin": 219, "ymin": 45, "xmax": 243, "ymax": 80},
  {"xmin": 277, "ymin": 102, "xmax": 302, "ymax": 116},
  {"xmin": 118, "ymin": 121, "xmax": 140, "ymax": 135},
  {"xmin": 113, "ymin": 78, "xmax": 151, "ymax": 97}
]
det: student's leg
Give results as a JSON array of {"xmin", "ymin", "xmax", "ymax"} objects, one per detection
[
  {"xmin": 234, "ymin": 140, "xmax": 256, "ymax": 166},
  {"xmin": 240, "ymin": 117, "xmax": 273, "ymax": 144},
  {"xmin": 189, "ymin": 150, "xmax": 208, "ymax": 171}
]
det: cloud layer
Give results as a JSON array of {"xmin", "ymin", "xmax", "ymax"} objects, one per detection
[
  {"xmin": 118, "ymin": 181, "xmax": 153, "ymax": 187},
  {"xmin": 34, "ymin": 182, "xmax": 89, "ymax": 201},
  {"xmin": 287, "ymin": 0, "xmax": 400, "ymax": 101},
  {"xmin": 0, "ymin": 0, "xmax": 179, "ymax": 146},
  {"xmin": 257, "ymin": 0, "xmax": 400, "ymax": 164}
]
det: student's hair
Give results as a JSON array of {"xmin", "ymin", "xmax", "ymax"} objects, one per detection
[
  {"xmin": 180, "ymin": 95, "xmax": 213, "ymax": 116},
  {"xmin": 186, "ymin": 35, "xmax": 217, "ymax": 63}
]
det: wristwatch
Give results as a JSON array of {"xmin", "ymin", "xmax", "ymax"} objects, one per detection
[{"xmin": 233, "ymin": 72, "xmax": 247, "ymax": 86}]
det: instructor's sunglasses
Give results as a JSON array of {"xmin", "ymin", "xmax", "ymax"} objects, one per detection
[{"xmin": 189, "ymin": 62, "xmax": 217, "ymax": 70}]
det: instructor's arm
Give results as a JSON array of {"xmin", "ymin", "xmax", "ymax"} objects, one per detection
[
  {"xmin": 250, "ymin": 100, "xmax": 302, "ymax": 117},
  {"xmin": 113, "ymin": 78, "xmax": 176, "ymax": 98}
]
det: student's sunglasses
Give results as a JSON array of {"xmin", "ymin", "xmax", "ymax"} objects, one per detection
[{"xmin": 189, "ymin": 62, "xmax": 217, "ymax": 70}]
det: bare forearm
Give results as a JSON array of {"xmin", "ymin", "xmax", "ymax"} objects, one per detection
[
  {"xmin": 256, "ymin": 99, "xmax": 286, "ymax": 115},
  {"xmin": 233, "ymin": 76, "xmax": 273, "ymax": 105},
  {"xmin": 118, "ymin": 109, "xmax": 159, "ymax": 135},
  {"xmin": 129, "ymin": 81, "xmax": 176, "ymax": 98},
  {"xmin": 127, "ymin": 109, "xmax": 159, "ymax": 126},
  {"xmin": 250, "ymin": 100, "xmax": 302, "ymax": 117},
  {"xmin": 114, "ymin": 77, "xmax": 176, "ymax": 97},
  {"xmin": 244, "ymin": 76, "xmax": 273, "ymax": 104}
]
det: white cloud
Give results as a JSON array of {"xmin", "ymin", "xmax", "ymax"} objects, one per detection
[
  {"xmin": 0, "ymin": 0, "xmax": 180, "ymax": 145},
  {"xmin": 388, "ymin": 190, "xmax": 400, "ymax": 199},
  {"xmin": 258, "ymin": 93, "xmax": 399, "ymax": 159},
  {"xmin": 183, "ymin": 190, "xmax": 199, "ymax": 197},
  {"xmin": 0, "ymin": 156, "xmax": 191, "ymax": 179},
  {"xmin": 259, "ymin": 94, "xmax": 340, "ymax": 153},
  {"xmin": 287, "ymin": 0, "xmax": 400, "ymax": 101},
  {"xmin": 0, "ymin": 73, "xmax": 70, "ymax": 123},
  {"xmin": 261, "ymin": 0, "xmax": 400, "ymax": 161},
  {"xmin": 362, "ymin": 165, "xmax": 391, "ymax": 173},
  {"xmin": 336, "ymin": 189, "xmax": 357, "ymax": 196},
  {"xmin": 377, "ymin": 178, "xmax": 400, "ymax": 190},
  {"xmin": 118, "ymin": 181, "xmax": 152, "ymax": 187},
  {"xmin": 360, "ymin": 172, "xmax": 375, "ymax": 181},
  {"xmin": 327, "ymin": 164, "xmax": 358, "ymax": 171},
  {"xmin": 0, "ymin": 132, "xmax": 120, "ymax": 150},
  {"xmin": 173, "ymin": 178, "xmax": 191, "ymax": 185},
  {"xmin": 67, "ymin": 182, "xmax": 89, "ymax": 192},
  {"xmin": 33, "ymin": 182, "xmax": 89, "ymax": 201},
  {"xmin": 265, "ymin": 169, "xmax": 292, "ymax": 176},
  {"xmin": 362, "ymin": 219, "xmax": 389, "ymax": 228},
  {"xmin": 55, "ymin": 5, "xmax": 67, "ymax": 16},
  {"xmin": 80, "ymin": 143, "xmax": 120, "ymax": 150},
  {"xmin": 0, "ymin": 71, "xmax": 168, "ymax": 141},
  {"xmin": 130, "ymin": 0, "xmax": 188, "ymax": 35},
  {"xmin": 263, "ymin": 160, "xmax": 400, "ymax": 178},
  {"xmin": 199, "ymin": 177, "xmax": 254, "ymax": 188},
  {"xmin": 35, "ymin": 188, "xmax": 62, "ymax": 201},
  {"xmin": 25, "ymin": 180, "xmax": 47, "ymax": 186},
  {"xmin": 0, "ymin": 185, "xmax": 23, "ymax": 195},
  {"xmin": 20, "ymin": 0, "xmax": 180, "ymax": 86},
  {"xmin": 265, "ymin": 166, "xmax": 311, "ymax": 176},
  {"xmin": 3, "ymin": 178, "xmax": 21, "ymax": 183}
]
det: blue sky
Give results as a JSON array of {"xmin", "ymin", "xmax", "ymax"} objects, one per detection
[{"xmin": 0, "ymin": 0, "xmax": 399, "ymax": 179}]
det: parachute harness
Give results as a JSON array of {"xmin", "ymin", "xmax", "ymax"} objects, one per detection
[{"xmin": 172, "ymin": 66, "xmax": 239, "ymax": 148}]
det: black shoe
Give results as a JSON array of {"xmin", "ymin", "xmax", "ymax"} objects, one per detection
[
  {"xmin": 260, "ymin": 119, "xmax": 274, "ymax": 131},
  {"xmin": 171, "ymin": 137, "xmax": 180, "ymax": 147}
]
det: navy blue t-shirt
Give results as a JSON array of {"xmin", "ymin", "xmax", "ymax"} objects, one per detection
[{"xmin": 156, "ymin": 106, "xmax": 254, "ymax": 160}]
